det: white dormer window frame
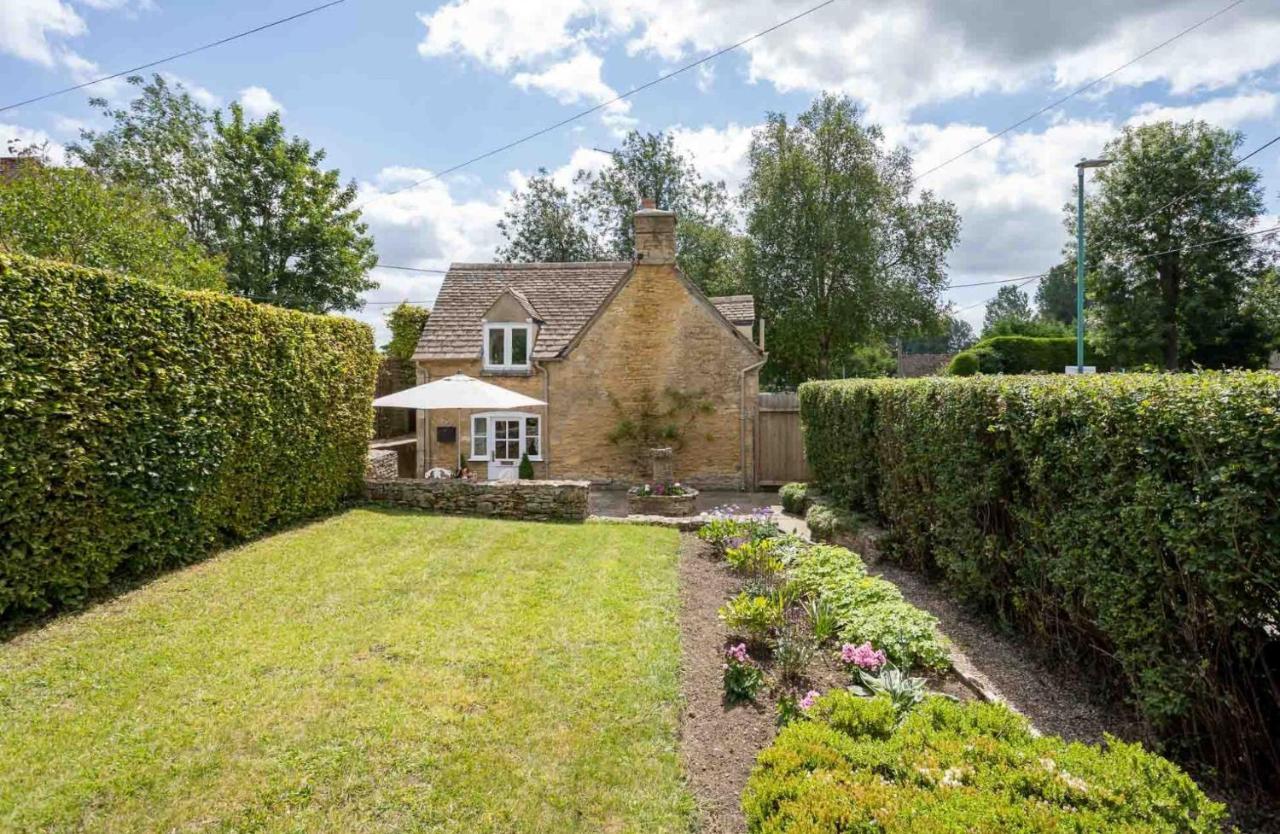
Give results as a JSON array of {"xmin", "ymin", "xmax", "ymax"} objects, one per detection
[{"xmin": 482, "ymin": 321, "xmax": 533, "ymax": 371}]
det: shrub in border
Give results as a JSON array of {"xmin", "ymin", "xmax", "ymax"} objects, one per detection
[
  {"xmin": 799, "ymin": 373, "xmax": 1280, "ymax": 786},
  {"xmin": 778, "ymin": 481, "xmax": 809, "ymax": 514},
  {"xmin": 0, "ymin": 253, "xmax": 379, "ymax": 618},
  {"xmin": 804, "ymin": 500, "xmax": 860, "ymax": 543},
  {"xmin": 946, "ymin": 350, "xmax": 979, "ymax": 376},
  {"xmin": 743, "ymin": 692, "xmax": 1228, "ymax": 833}
]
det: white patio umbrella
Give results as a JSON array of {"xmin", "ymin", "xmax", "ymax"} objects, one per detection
[{"xmin": 372, "ymin": 373, "xmax": 546, "ymax": 474}]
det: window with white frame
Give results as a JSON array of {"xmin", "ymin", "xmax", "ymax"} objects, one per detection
[
  {"xmin": 470, "ymin": 412, "xmax": 541, "ymax": 461},
  {"xmin": 483, "ymin": 323, "xmax": 532, "ymax": 370}
]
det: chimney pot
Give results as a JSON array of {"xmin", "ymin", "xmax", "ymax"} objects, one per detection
[{"xmin": 633, "ymin": 198, "xmax": 676, "ymax": 264}]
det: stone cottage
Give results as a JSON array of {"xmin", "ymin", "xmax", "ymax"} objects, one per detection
[{"xmin": 412, "ymin": 201, "xmax": 766, "ymax": 488}]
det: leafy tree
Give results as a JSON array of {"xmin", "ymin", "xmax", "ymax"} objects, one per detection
[
  {"xmin": 71, "ymin": 75, "xmax": 218, "ymax": 247},
  {"xmin": 1074, "ymin": 120, "xmax": 1272, "ymax": 369},
  {"xmin": 1035, "ymin": 261, "xmax": 1077, "ymax": 325},
  {"xmin": 497, "ymin": 169, "xmax": 598, "ymax": 262},
  {"xmin": 70, "ymin": 74, "xmax": 376, "ymax": 313},
  {"xmin": 982, "ymin": 284, "xmax": 1033, "ymax": 333},
  {"xmin": 211, "ymin": 105, "xmax": 376, "ymax": 312},
  {"xmin": 741, "ymin": 94, "xmax": 960, "ymax": 384},
  {"xmin": 383, "ymin": 302, "xmax": 431, "ymax": 360},
  {"xmin": 903, "ymin": 313, "xmax": 975, "ymax": 354},
  {"xmin": 0, "ymin": 152, "xmax": 223, "ymax": 291},
  {"xmin": 496, "ymin": 131, "xmax": 745, "ymax": 294}
]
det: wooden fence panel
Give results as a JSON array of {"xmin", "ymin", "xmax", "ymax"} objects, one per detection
[{"xmin": 756, "ymin": 391, "xmax": 809, "ymax": 486}]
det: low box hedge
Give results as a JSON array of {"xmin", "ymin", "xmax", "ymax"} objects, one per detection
[
  {"xmin": 778, "ymin": 482, "xmax": 809, "ymax": 514},
  {"xmin": 743, "ymin": 692, "xmax": 1228, "ymax": 832},
  {"xmin": 798, "ymin": 373, "xmax": 1280, "ymax": 787},
  {"xmin": 0, "ymin": 253, "xmax": 379, "ymax": 618}
]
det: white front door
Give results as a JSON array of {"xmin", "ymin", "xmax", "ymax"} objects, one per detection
[{"xmin": 489, "ymin": 417, "xmax": 522, "ymax": 480}]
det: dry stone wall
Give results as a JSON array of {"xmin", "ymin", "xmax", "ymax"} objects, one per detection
[{"xmin": 365, "ymin": 477, "xmax": 589, "ymax": 521}]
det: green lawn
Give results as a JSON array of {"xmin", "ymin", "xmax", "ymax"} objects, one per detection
[{"xmin": 0, "ymin": 509, "xmax": 695, "ymax": 833}]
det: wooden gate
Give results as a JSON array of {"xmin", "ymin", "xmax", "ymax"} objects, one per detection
[{"xmin": 756, "ymin": 391, "xmax": 809, "ymax": 486}]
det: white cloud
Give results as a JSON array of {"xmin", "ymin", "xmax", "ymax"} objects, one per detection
[
  {"xmin": 1, "ymin": 121, "xmax": 67, "ymax": 163},
  {"xmin": 238, "ymin": 85, "xmax": 284, "ymax": 119},
  {"xmin": 1127, "ymin": 91, "xmax": 1278, "ymax": 129},
  {"xmin": 671, "ymin": 122, "xmax": 754, "ymax": 194},
  {"xmin": 416, "ymin": 0, "xmax": 1280, "ymax": 120},
  {"xmin": 0, "ymin": 0, "xmax": 84, "ymax": 66},
  {"xmin": 510, "ymin": 48, "xmax": 634, "ymax": 134},
  {"xmin": 354, "ymin": 167, "xmax": 510, "ymax": 343}
]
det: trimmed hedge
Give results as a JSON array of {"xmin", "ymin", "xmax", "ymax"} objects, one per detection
[
  {"xmin": 0, "ymin": 253, "xmax": 379, "ymax": 617},
  {"xmin": 803, "ymin": 500, "xmax": 860, "ymax": 543},
  {"xmin": 799, "ymin": 373, "xmax": 1280, "ymax": 786},
  {"xmin": 951, "ymin": 335, "xmax": 1111, "ymax": 375},
  {"xmin": 778, "ymin": 481, "xmax": 809, "ymax": 514},
  {"xmin": 743, "ymin": 692, "xmax": 1228, "ymax": 832}
]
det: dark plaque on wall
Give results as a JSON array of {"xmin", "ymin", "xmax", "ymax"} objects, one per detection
[{"xmin": 436, "ymin": 426, "xmax": 457, "ymax": 444}]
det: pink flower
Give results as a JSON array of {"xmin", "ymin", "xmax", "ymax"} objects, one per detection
[
  {"xmin": 726, "ymin": 643, "xmax": 750, "ymax": 664},
  {"xmin": 799, "ymin": 690, "xmax": 821, "ymax": 710},
  {"xmin": 840, "ymin": 642, "xmax": 886, "ymax": 671}
]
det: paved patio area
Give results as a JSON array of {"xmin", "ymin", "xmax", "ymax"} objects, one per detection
[{"xmin": 588, "ymin": 488, "xmax": 778, "ymax": 518}]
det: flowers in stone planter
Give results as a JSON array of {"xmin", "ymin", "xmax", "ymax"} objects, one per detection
[{"xmin": 629, "ymin": 481, "xmax": 693, "ymax": 497}]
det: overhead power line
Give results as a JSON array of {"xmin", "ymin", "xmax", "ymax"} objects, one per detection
[
  {"xmin": 912, "ymin": 0, "xmax": 1247, "ymax": 183},
  {"xmin": 1131, "ymin": 130, "xmax": 1280, "ymax": 227},
  {"xmin": 0, "ymin": 0, "xmax": 347, "ymax": 114},
  {"xmin": 375, "ymin": 264, "xmax": 449, "ymax": 274},
  {"xmin": 356, "ymin": 0, "xmax": 839, "ymax": 209}
]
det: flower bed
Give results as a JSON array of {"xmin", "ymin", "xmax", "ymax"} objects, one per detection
[{"xmin": 627, "ymin": 482, "xmax": 698, "ymax": 516}]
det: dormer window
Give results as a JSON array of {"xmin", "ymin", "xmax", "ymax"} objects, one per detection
[{"xmin": 483, "ymin": 323, "xmax": 532, "ymax": 371}]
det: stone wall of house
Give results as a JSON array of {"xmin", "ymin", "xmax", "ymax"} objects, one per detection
[
  {"xmin": 550, "ymin": 261, "xmax": 762, "ymax": 489},
  {"xmin": 416, "ymin": 264, "xmax": 763, "ymax": 488},
  {"xmin": 365, "ymin": 477, "xmax": 589, "ymax": 521},
  {"xmin": 366, "ymin": 448, "xmax": 399, "ymax": 480}
]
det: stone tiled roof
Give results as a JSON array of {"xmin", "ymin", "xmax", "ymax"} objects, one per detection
[
  {"xmin": 416, "ymin": 261, "xmax": 632, "ymax": 360},
  {"xmin": 710, "ymin": 294, "xmax": 755, "ymax": 325}
]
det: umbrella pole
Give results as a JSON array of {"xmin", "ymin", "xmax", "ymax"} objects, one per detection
[{"xmin": 457, "ymin": 407, "xmax": 463, "ymax": 475}]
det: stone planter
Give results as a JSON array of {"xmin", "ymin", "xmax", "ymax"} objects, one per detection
[{"xmin": 628, "ymin": 488, "xmax": 699, "ymax": 517}]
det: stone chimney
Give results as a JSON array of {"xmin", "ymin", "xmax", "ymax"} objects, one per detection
[{"xmin": 633, "ymin": 197, "xmax": 676, "ymax": 264}]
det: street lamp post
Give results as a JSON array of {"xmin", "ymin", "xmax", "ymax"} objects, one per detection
[{"xmin": 1074, "ymin": 158, "xmax": 1113, "ymax": 373}]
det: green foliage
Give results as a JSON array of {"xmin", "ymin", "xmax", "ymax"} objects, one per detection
[
  {"xmin": 383, "ymin": 302, "xmax": 430, "ymax": 360},
  {"xmin": 518, "ymin": 452, "xmax": 535, "ymax": 480},
  {"xmin": 850, "ymin": 666, "xmax": 929, "ymax": 718},
  {"xmin": 804, "ymin": 501, "xmax": 861, "ymax": 543},
  {"xmin": 778, "ymin": 482, "xmax": 809, "ymax": 514},
  {"xmin": 0, "ymin": 162, "xmax": 224, "ymax": 291},
  {"xmin": 743, "ymin": 694, "xmax": 1228, "ymax": 833},
  {"xmin": 725, "ymin": 538, "xmax": 785, "ymax": 582},
  {"xmin": 723, "ymin": 654, "xmax": 766, "ymax": 705},
  {"xmin": 696, "ymin": 517, "xmax": 781, "ymax": 552},
  {"xmin": 496, "ymin": 168, "xmax": 601, "ymax": 262},
  {"xmin": 0, "ymin": 253, "xmax": 378, "ymax": 618},
  {"xmin": 742, "ymin": 93, "xmax": 960, "ymax": 387},
  {"xmin": 71, "ymin": 74, "xmax": 377, "ymax": 313},
  {"xmin": 946, "ymin": 350, "xmax": 979, "ymax": 376},
  {"xmin": 787, "ymin": 545, "xmax": 950, "ymax": 671},
  {"xmin": 1035, "ymin": 261, "xmax": 1078, "ymax": 325},
  {"xmin": 1076, "ymin": 120, "xmax": 1271, "ymax": 369},
  {"xmin": 719, "ymin": 593, "xmax": 785, "ymax": 644},
  {"xmin": 799, "ymin": 373, "xmax": 1280, "ymax": 784},
  {"xmin": 771, "ymin": 624, "xmax": 817, "ymax": 684},
  {"xmin": 965, "ymin": 334, "xmax": 1111, "ymax": 374},
  {"xmin": 802, "ymin": 597, "xmax": 838, "ymax": 644},
  {"xmin": 982, "ymin": 283, "xmax": 1033, "ymax": 334}
]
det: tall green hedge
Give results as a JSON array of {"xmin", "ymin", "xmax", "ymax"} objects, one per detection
[
  {"xmin": 0, "ymin": 253, "xmax": 379, "ymax": 618},
  {"xmin": 799, "ymin": 373, "xmax": 1280, "ymax": 787},
  {"xmin": 954, "ymin": 335, "xmax": 1112, "ymax": 374}
]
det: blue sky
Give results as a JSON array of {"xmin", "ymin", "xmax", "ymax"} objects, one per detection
[{"xmin": 4, "ymin": 0, "xmax": 1279, "ymax": 343}]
